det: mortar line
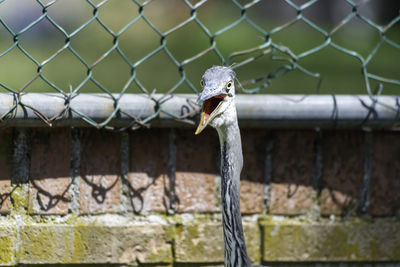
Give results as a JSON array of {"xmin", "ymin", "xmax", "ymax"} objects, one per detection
[
  {"xmin": 11, "ymin": 128, "xmax": 31, "ymax": 264},
  {"xmin": 263, "ymin": 130, "xmax": 273, "ymax": 214},
  {"xmin": 168, "ymin": 128, "xmax": 177, "ymax": 214},
  {"xmin": 11, "ymin": 128, "xmax": 30, "ymax": 214},
  {"xmin": 12, "ymin": 128, "xmax": 30, "ymax": 185},
  {"xmin": 361, "ymin": 130, "xmax": 373, "ymax": 215},
  {"xmin": 69, "ymin": 128, "xmax": 81, "ymax": 214},
  {"xmin": 120, "ymin": 131, "xmax": 131, "ymax": 214},
  {"xmin": 311, "ymin": 128, "xmax": 323, "ymax": 218}
]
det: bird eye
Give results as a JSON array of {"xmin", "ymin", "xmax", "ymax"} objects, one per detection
[
  {"xmin": 226, "ymin": 81, "xmax": 233, "ymax": 91},
  {"xmin": 200, "ymin": 79, "xmax": 204, "ymax": 87}
]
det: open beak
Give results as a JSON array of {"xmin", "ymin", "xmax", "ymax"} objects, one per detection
[{"xmin": 195, "ymin": 94, "xmax": 226, "ymax": 135}]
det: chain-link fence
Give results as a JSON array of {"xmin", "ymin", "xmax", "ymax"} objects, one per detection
[{"xmin": 0, "ymin": 0, "xmax": 399, "ymax": 129}]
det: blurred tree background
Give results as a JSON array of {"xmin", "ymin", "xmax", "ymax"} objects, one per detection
[{"xmin": 0, "ymin": 0, "xmax": 399, "ymax": 95}]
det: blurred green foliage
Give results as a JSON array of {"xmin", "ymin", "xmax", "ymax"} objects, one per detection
[{"xmin": 0, "ymin": 0, "xmax": 399, "ymax": 95}]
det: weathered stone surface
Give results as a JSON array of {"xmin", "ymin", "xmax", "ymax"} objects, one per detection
[
  {"xmin": 129, "ymin": 129, "xmax": 169, "ymax": 213},
  {"xmin": 0, "ymin": 129, "xmax": 12, "ymax": 213},
  {"xmin": 320, "ymin": 131, "xmax": 364, "ymax": 216},
  {"xmin": 243, "ymin": 221, "xmax": 262, "ymax": 265},
  {"xmin": 29, "ymin": 128, "xmax": 71, "ymax": 215},
  {"xmin": 175, "ymin": 129, "xmax": 218, "ymax": 213},
  {"xmin": 174, "ymin": 221, "xmax": 260, "ymax": 264},
  {"xmin": 19, "ymin": 223, "xmax": 172, "ymax": 264},
  {"xmin": 174, "ymin": 223, "xmax": 223, "ymax": 263},
  {"xmin": 269, "ymin": 130, "xmax": 314, "ymax": 215},
  {"xmin": 261, "ymin": 218, "xmax": 400, "ymax": 262},
  {"xmin": 3, "ymin": 216, "xmax": 400, "ymax": 265},
  {"xmin": 19, "ymin": 224, "xmax": 74, "ymax": 263},
  {"xmin": 113, "ymin": 225, "xmax": 172, "ymax": 264},
  {"xmin": 80, "ymin": 129, "xmax": 121, "ymax": 214},
  {"xmin": 0, "ymin": 225, "xmax": 17, "ymax": 265},
  {"xmin": 240, "ymin": 129, "xmax": 267, "ymax": 214},
  {"xmin": 370, "ymin": 132, "xmax": 400, "ymax": 216}
]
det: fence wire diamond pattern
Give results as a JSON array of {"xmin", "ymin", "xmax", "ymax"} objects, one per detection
[{"xmin": 0, "ymin": 0, "xmax": 399, "ymax": 129}]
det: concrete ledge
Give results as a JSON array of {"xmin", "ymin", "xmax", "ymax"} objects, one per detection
[
  {"xmin": 1, "ymin": 216, "xmax": 400, "ymax": 265},
  {"xmin": 20, "ymin": 224, "xmax": 172, "ymax": 265},
  {"xmin": 261, "ymin": 218, "xmax": 400, "ymax": 262},
  {"xmin": 0, "ymin": 218, "xmax": 172, "ymax": 266},
  {"xmin": 174, "ymin": 222, "xmax": 260, "ymax": 264},
  {"xmin": 0, "ymin": 226, "xmax": 17, "ymax": 265}
]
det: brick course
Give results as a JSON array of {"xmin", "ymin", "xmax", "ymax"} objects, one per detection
[
  {"xmin": 320, "ymin": 131, "xmax": 364, "ymax": 216},
  {"xmin": 0, "ymin": 127, "xmax": 399, "ymax": 265},
  {"xmin": 240, "ymin": 129, "xmax": 267, "ymax": 214},
  {"xmin": 80, "ymin": 129, "xmax": 121, "ymax": 214},
  {"xmin": 29, "ymin": 128, "xmax": 71, "ymax": 214},
  {"xmin": 175, "ymin": 129, "xmax": 218, "ymax": 213},
  {"xmin": 269, "ymin": 130, "xmax": 315, "ymax": 215},
  {"xmin": 369, "ymin": 132, "xmax": 400, "ymax": 216},
  {"xmin": 128, "ymin": 129, "xmax": 170, "ymax": 213}
]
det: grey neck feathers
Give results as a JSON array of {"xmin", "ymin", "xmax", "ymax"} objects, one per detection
[{"xmin": 216, "ymin": 114, "xmax": 251, "ymax": 267}]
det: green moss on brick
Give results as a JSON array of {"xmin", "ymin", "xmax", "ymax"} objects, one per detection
[
  {"xmin": 71, "ymin": 225, "xmax": 88, "ymax": 262},
  {"xmin": 20, "ymin": 225, "xmax": 69, "ymax": 263},
  {"xmin": 0, "ymin": 235, "xmax": 14, "ymax": 264},
  {"xmin": 174, "ymin": 223, "xmax": 224, "ymax": 263},
  {"xmin": 11, "ymin": 185, "xmax": 28, "ymax": 211},
  {"xmin": 144, "ymin": 239, "xmax": 173, "ymax": 263},
  {"xmin": 261, "ymin": 217, "xmax": 400, "ymax": 262},
  {"xmin": 243, "ymin": 222, "xmax": 261, "ymax": 264}
]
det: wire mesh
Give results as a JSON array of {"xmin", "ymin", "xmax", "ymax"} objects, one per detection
[{"xmin": 0, "ymin": 0, "xmax": 399, "ymax": 129}]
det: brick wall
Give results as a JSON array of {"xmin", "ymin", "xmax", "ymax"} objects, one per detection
[{"xmin": 0, "ymin": 127, "xmax": 399, "ymax": 266}]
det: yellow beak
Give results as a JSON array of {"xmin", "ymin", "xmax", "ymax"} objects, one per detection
[
  {"xmin": 195, "ymin": 111, "xmax": 207, "ymax": 135},
  {"xmin": 195, "ymin": 94, "xmax": 226, "ymax": 135}
]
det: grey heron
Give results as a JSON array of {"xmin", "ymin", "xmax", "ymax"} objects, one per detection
[{"xmin": 195, "ymin": 66, "xmax": 265, "ymax": 267}]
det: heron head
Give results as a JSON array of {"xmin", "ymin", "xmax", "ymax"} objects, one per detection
[{"xmin": 195, "ymin": 66, "xmax": 236, "ymax": 135}]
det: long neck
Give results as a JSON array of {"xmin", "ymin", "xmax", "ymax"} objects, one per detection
[{"xmin": 217, "ymin": 114, "xmax": 251, "ymax": 267}]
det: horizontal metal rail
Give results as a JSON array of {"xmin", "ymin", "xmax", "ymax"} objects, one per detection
[{"xmin": 0, "ymin": 93, "xmax": 399, "ymax": 129}]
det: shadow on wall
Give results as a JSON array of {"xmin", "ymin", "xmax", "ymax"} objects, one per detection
[
  {"xmin": 26, "ymin": 128, "xmax": 123, "ymax": 214},
  {"xmin": 128, "ymin": 128, "xmax": 171, "ymax": 213},
  {"xmin": 78, "ymin": 129, "xmax": 122, "ymax": 214},
  {"xmin": 29, "ymin": 128, "xmax": 71, "ymax": 213},
  {"xmin": 0, "ymin": 129, "xmax": 13, "ymax": 213},
  {"xmin": 0, "ymin": 125, "xmax": 397, "ymax": 217}
]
